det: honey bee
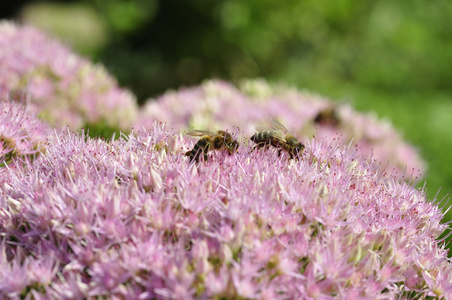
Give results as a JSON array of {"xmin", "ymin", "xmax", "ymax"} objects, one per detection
[
  {"xmin": 185, "ymin": 130, "xmax": 239, "ymax": 163},
  {"xmin": 314, "ymin": 106, "xmax": 340, "ymax": 127},
  {"xmin": 250, "ymin": 119, "xmax": 304, "ymax": 159}
]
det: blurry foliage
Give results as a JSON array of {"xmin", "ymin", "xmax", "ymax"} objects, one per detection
[
  {"xmin": 19, "ymin": 2, "xmax": 108, "ymax": 55},
  {"xmin": 92, "ymin": 0, "xmax": 158, "ymax": 34},
  {"xmin": 2, "ymin": 0, "xmax": 452, "ymax": 210},
  {"xmin": 88, "ymin": 0, "xmax": 452, "ymax": 103}
]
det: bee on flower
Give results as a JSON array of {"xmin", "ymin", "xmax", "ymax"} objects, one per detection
[
  {"xmin": 184, "ymin": 130, "xmax": 239, "ymax": 163},
  {"xmin": 250, "ymin": 119, "xmax": 304, "ymax": 160}
]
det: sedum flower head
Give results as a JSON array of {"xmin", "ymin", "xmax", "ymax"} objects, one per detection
[
  {"xmin": 0, "ymin": 122, "xmax": 449, "ymax": 299},
  {"xmin": 0, "ymin": 96, "xmax": 50, "ymax": 164},
  {"xmin": 0, "ymin": 21, "xmax": 138, "ymax": 132},
  {"xmin": 135, "ymin": 79, "xmax": 425, "ymax": 180}
]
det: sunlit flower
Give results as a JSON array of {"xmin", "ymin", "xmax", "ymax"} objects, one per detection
[{"xmin": 0, "ymin": 122, "xmax": 449, "ymax": 298}]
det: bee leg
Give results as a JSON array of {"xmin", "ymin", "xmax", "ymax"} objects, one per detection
[
  {"xmin": 202, "ymin": 144, "xmax": 210, "ymax": 162},
  {"xmin": 278, "ymin": 149, "xmax": 283, "ymax": 157},
  {"xmin": 252, "ymin": 143, "xmax": 269, "ymax": 151}
]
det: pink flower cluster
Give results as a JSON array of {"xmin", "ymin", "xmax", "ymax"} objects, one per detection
[
  {"xmin": 135, "ymin": 79, "xmax": 426, "ymax": 180},
  {"xmin": 0, "ymin": 21, "xmax": 138, "ymax": 131},
  {"xmin": 0, "ymin": 120, "xmax": 450, "ymax": 299},
  {"xmin": 0, "ymin": 98, "xmax": 50, "ymax": 164}
]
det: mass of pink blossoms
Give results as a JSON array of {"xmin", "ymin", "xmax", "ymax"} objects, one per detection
[
  {"xmin": 0, "ymin": 20, "xmax": 448, "ymax": 300},
  {"xmin": 135, "ymin": 79, "xmax": 426, "ymax": 181},
  {"xmin": 0, "ymin": 120, "xmax": 450, "ymax": 299},
  {"xmin": 0, "ymin": 21, "xmax": 137, "ymax": 131}
]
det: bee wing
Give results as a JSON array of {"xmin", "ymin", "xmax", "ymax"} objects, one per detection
[
  {"xmin": 263, "ymin": 129, "xmax": 286, "ymax": 142},
  {"xmin": 254, "ymin": 127, "xmax": 285, "ymax": 143},
  {"xmin": 255, "ymin": 126, "xmax": 271, "ymax": 133},
  {"xmin": 255, "ymin": 119, "xmax": 288, "ymax": 140},
  {"xmin": 185, "ymin": 130, "xmax": 218, "ymax": 137},
  {"xmin": 270, "ymin": 119, "xmax": 290, "ymax": 135}
]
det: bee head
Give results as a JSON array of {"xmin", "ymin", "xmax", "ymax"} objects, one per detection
[
  {"xmin": 227, "ymin": 140, "xmax": 239, "ymax": 154},
  {"xmin": 294, "ymin": 143, "xmax": 305, "ymax": 156}
]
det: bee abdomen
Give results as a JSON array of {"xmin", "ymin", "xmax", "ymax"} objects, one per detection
[
  {"xmin": 251, "ymin": 132, "xmax": 271, "ymax": 143},
  {"xmin": 186, "ymin": 138, "xmax": 210, "ymax": 162}
]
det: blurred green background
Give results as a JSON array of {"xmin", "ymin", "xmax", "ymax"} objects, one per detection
[{"xmin": 3, "ymin": 1, "xmax": 452, "ymax": 222}]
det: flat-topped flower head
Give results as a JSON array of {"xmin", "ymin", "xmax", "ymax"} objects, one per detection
[
  {"xmin": 0, "ymin": 122, "xmax": 449, "ymax": 298},
  {"xmin": 0, "ymin": 21, "xmax": 138, "ymax": 132},
  {"xmin": 135, "ymin": 79, "xmax": 425, "ymax": 180}
]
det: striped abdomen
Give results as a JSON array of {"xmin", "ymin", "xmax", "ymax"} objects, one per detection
[
  {"xmin": 251, "ymin": 132, "xmax": 279, "ymax": 147},
  {"xmin": 185, "ymin": 137, "xmax": 211, "ymax": 162}
]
